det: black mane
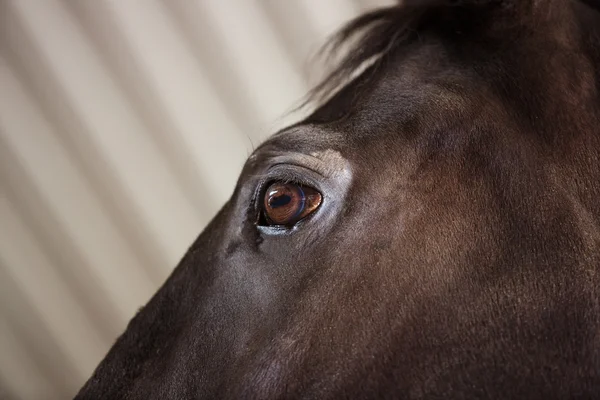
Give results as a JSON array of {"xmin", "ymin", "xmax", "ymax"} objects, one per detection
[
  {"xmin": 307, "ymin": 0, "xmax": 600, "ymax": 109},
  {"xmin": 306, "ymin": 3, "xmax": 423, "ymax": 106}
]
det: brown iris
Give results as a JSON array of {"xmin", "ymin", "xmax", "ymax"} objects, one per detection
[{"xmin": 262, "ymin": 182, "xmax": 322, "ymax": 226}]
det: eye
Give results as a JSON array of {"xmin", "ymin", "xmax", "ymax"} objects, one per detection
[{"xmin": 261, "ymin": 182, "xmax": 322, "ymax": 227}]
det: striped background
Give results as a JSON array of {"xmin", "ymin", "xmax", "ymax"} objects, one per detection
[{"xmin": 0, "ymin": 0, "xmax": 391, "ymax": 398}]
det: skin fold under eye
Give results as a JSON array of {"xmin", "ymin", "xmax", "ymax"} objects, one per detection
[{"xmin": 261, "ymin": 182, "xmax": 322, "ymax": 227}]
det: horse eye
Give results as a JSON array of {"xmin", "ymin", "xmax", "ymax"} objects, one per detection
[{"xmin": 261, "ymin": 182, "xmax": 322, "ymax": 226}]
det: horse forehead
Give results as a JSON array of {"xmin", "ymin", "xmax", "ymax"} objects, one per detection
[{"xmin": 256, "ymin": 53, "xmax": 502, "ymax": 169}]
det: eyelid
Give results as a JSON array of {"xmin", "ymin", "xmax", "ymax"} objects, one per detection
[
  {"xmin": 267, "ymin": 161, "xmax": 324, "ymax": 177},
  {"xmin": 256, "ymin": 164, "xmax": 324, "ymax": 199}
]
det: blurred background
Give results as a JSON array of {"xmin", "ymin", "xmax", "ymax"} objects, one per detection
[{"xmin": 0, "ymin": 0, "xmax": 391, "ymax": 399}]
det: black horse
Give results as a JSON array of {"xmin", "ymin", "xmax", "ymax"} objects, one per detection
[{"xmin": 76, "ymin": 0, "xmax": 600, "ymax": 398}]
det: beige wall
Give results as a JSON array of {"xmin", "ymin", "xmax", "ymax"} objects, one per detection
[{"xmin": 0, "ymin": 0, "xmax": 391, "ymax": 398}]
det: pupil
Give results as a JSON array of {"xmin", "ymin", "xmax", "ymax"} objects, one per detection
[{"xmin": 270, "ymin": 194, "xmax": 292, "ymax": 208}]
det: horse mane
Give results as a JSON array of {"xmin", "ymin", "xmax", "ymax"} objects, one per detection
[
  {"xmin": 304, "ymin": 0, "xmax": 499, "ymax": 108},
  {"xmin": 305, "ymin": 2, "xmax": 423, "ymax": 106},
  {"xmin": 305, "ymin": 0, "xmax": 600, "ymax": 109}
]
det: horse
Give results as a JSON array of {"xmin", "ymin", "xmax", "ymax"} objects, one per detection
[{"xmin": 75, "ymin": 0, "xmax": 600, "ymax": 398}]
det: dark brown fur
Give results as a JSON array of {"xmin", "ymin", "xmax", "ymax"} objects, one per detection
[{"xmin": 77, "ymin": 1, "xmax": 600, "ymax": 398}]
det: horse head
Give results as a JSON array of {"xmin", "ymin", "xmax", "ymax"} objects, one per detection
[{"xmin": 77, "ymin": 1, "xmax": 600, "ymax": 398}]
